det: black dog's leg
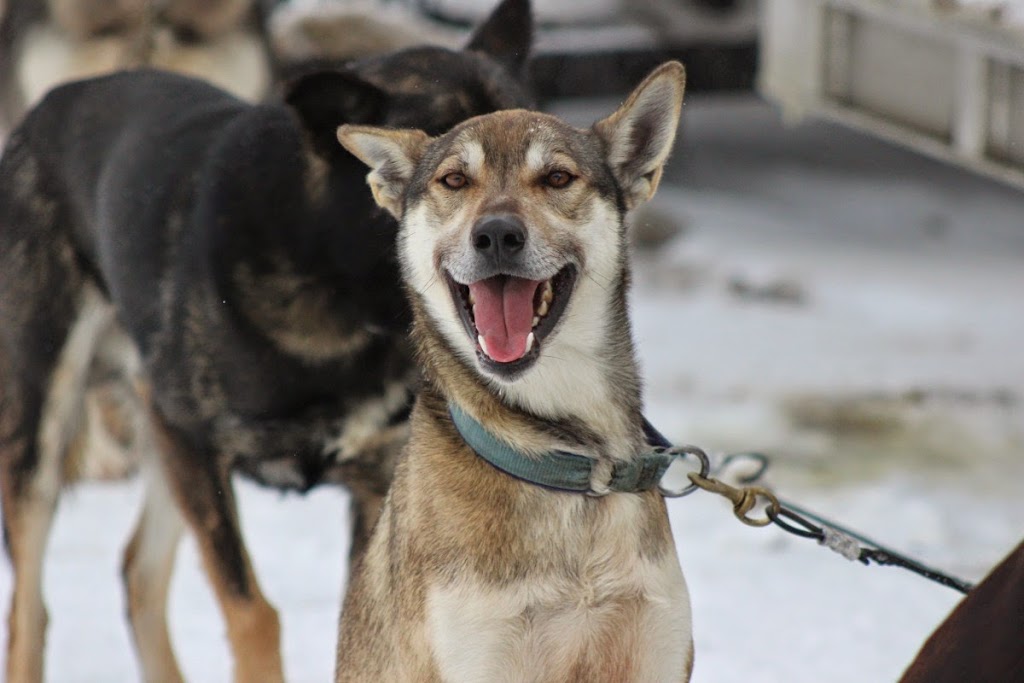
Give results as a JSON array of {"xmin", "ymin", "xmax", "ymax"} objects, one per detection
[
  {"xmin": 0, "ymin": 286, "xmax": 111, "ymax": 683},
  {"xmin": 0, "ymin": 143, "xmax": 111, "ymax": 681},
  {"xmin": 143, "ymin": 395, "xmax": 284, "ymax": 683},
  {"xmin": 121, "ymin": 423, "xmax": 187, "ymax": 683},
  {"xmin": 0, "ymin": 362, "xmax": 53, "ymax": 683}
]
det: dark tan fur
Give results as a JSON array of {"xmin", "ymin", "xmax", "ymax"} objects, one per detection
[{"xmin": 162, "ymin": 0, "xmax": 251, "ymax": 39}]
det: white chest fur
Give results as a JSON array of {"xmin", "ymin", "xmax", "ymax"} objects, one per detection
[{"xmin": 424, "ymin": 498, "xmax": 692, "ymax": 683}]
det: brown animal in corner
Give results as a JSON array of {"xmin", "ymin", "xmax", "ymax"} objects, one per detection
[
  {"xmin": 900, "ymin": 540, "xmax": 1024, "ymax": 683},
  {"xmin": 336, "ymin": 61, "xmax": 693, "ymax": 681}
]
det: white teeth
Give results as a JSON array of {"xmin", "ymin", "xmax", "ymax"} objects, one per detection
[
  {"xmin": 537, "ymin": 299, "xmax": 550, "ymax": 317},
  {"xmin": 478, "ymin": 335, "xmax": 490, "ymax": 358},
  {"xmin": 525, "ymin": 332, "xmax": 535, "ymax": 353},
  {"xmin": 532, "ymin": 316, "xmax": 540, "ymax": 328},
  {"xmin": 468, "ymin": 289, "xmax": 475, "ymax": 305},
  {"xmin": 472, "ymin": 304, "xmax": 477, "ymax": 320}
]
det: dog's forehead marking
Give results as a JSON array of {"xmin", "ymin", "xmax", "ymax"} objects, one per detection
[
  {"xmin": 525, "ymin": 140, "xmax": 547, "ymax": 173},
  {"xmin": 451, "ymin": 139, "xmax": 485, "ymax": 177},
  {"xmin": 446, "ymin": 111, "xmax": 579, "ymax": 173},
  {"xmin": 524, "ymin": 140, "xmax": 580, "ymax": 175}
]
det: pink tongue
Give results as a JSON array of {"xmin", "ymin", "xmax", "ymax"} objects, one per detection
[{"xmin": 468, "ymin": 276, "xmax": 542, "ymax": 363}]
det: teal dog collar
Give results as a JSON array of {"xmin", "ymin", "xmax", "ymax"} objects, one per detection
[{"xmin": 449, "ymin": 403, "xmax": 688, "ymax": 495}]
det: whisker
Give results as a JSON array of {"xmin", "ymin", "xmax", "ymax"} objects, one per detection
[
  {"xmin": 585, "ymin": 272, "xmax": 610, "ymax": 293},
  {"xmin": 417, "ymin": 272, "xmax": 439, "ymax": 296}
]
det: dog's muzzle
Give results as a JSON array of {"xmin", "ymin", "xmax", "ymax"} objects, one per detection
[{"xmin": 444, "ymin": 214, "xmax": 578, "ymax": 379}]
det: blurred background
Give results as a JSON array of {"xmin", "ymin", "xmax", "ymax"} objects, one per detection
[{"xmin": 1, "ymin": 0, "xmax": 1022, "ymax": 681}]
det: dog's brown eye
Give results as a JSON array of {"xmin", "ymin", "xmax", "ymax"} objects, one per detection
[
  {"xmin": 441, "ymin": 172, "xmax": 468, "ymax": 189},
  {"xmin": 545, "ymin": 170, "xmax": 574, "ymax": 189}
]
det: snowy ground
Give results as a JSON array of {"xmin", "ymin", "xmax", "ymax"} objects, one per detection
[{"xmin": 2, "ymin": 95, "xmax": 1023, "ymax": 681}]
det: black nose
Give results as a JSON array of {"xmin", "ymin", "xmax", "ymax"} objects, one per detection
[{"xmin": 471, "ymin": 215, "xmax": 526, "ymax": 262}]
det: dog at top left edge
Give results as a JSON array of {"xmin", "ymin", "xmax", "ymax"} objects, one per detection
[{"xmin": 0, "ymin": 0, "xmax": 273, "ymax": 132}]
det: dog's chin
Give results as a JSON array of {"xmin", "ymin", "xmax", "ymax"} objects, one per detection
[{"xmin": 446, "ymin": 265, "xmax": 577, "ymax": 382}]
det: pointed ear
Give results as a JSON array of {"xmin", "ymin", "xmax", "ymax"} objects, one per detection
[
  {"xmin": 336, "ymin": 125, "xmax": 431, "ymax": 219},
  {"xmin": 465, "ymin": 0, "xmax": 533, "ymax": 75},
  {"xmin": 285, "ymin": 70, "xmax": 387, "ymax": 157},
  {"xmin": 594, "ymin": 61, "xmax": 686, "ymax": 211}
]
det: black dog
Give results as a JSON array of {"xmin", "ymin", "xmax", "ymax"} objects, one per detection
[{"xmin": 0, "ymin": 0, "xmax": 532, "ymax": 680}]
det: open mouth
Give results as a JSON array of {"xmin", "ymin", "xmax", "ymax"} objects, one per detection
[{"xmin": 447, "ymin": 266, "xmax": 577, "ymax": 377}]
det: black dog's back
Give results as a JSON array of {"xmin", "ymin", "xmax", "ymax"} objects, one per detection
[
  {"xmin": 11, "ymin": 71, "xmax": 255, "ymax": 338},
  {"xmin": 8, "ymin": 66, "xmax": 404, "ymax": 464},
  {"xmin": 23, "ymin": 71, "xmax": 336, "ymax": 315}
]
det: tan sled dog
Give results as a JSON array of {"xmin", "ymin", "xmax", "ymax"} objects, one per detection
[{"xmin": 335, "ymin": 61, "xmax": 692, "ymax": 682}]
